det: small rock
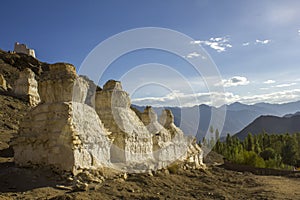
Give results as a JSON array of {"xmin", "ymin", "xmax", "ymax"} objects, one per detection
[
  {"xmin": 148, "ymin": 171, "xmax": 153, "ymax": 176},
  {"xmin": 55, "ymin": 185, "xmax": 72, "ymax": 191},
  {"xmin": 127, "ymin": 188, "xmax": 134, "ymax": 193},
  {"xmin": 75, "ymin": 182, "xmax": 89, "ymax": 191},
  {"xmin": 122, "ymin": 173, "xmax": 128, "ymax": 180}
]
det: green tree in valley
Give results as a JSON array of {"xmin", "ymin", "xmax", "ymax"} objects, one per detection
[
  {"xmin": 245, "ymin": 133, "xmax": 254, "ymax": 151},
  {"xmin": 260, "ymin": 147, "xmax": 276, "ymax": 160},
  {"xmin": 281, "ymin": 138, "xmax": 297, "ymax": 166}
]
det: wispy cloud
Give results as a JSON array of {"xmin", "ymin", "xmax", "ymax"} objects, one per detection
[
  {"xmin": 185, "ymin": 52, "xmax": 206, "ymax": 59},
  {"xmin": 132, "ymin": 89, "xmax": 300, "ymax": 107},
  {"xmin": 264, "ymin": 79, "xmax": 275, "ymax": 84},
  {"xmin": 255, "ymin": 39, "xmax": 271, "ymax": 45},
  {"xmin": 241, "ymin": 39, "xmax": 271, "ymax": 47},
  {"xmin": 273, "ymin": 83, "xmax": 297, "ymax": 88},
  {"xmin": 298, "ymin": 29, "xmax": 300, "ymax": 36},
  {"xmin": 191, "ymin": 36, "xmax": 232, "ymax": 52},
  {"xmin": 132, "ymin": 91, "xmax": 236, "ymax": 107},
  {"xmin": 239, "ymin": 89, "xmax": 300, "ymax": 105},
  {"xmin": 220, "ymin": 76, "xmax": 250, "ymax": 87}
]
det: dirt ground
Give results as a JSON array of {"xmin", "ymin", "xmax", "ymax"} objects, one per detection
[{"xmin": 0, "ymin": 157, "xmax": 299, "ymax": 200}]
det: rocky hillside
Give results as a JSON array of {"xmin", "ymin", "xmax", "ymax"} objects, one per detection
[
  {"xmin": 0, "ymin": 49, "xmax": 45, "ymax": 153},
  {"xmin": 235, "ymin": 115, "xmax": 300, "ymax": 140},
  {"xmin": 0, "ymin": 49, "xmax": 48, "ymax": 84}
]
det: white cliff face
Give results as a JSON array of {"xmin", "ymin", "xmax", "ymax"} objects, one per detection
[{"xmin": 14, "ymin": 68, "xmax": 40, "ymax": 106}]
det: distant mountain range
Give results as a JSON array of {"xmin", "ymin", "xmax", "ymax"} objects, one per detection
[
  {"xmin": 284, "ymin": 111, "xmax": 300, "ymax": 118},
  {"xmin": 235, "ymin": 114, "xmax": 300, "ymax": 140},
  {"xmin": 133, "ymin": 100, "xmax": 300, "ymax": 140}
]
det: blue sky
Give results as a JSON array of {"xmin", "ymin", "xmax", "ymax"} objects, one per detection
[{"xmin": 1, "ymin": 0, "xmax": 300, "ymax": 106}]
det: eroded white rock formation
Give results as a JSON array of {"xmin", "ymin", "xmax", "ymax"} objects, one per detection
[
  {"xmin": 13, "ymin": 65, "xmax": 204, "ymax": 174},
  {"xmin": 95, "ymin": 80, "xmax": 154, "ymax": 170},
  {"xmin": 14, "ymin": 68, "xmax": 40, "ymax": 106},
  {"xmin": 159, "ymin": 109, "xmax": 204, "ymax": 169},
  {"xmin": 13, "ymin": 63, "xmax": 112, "ymax": 174},
  {"xmin": 135, "ymin": 106, "xmax": 204, "ymax": 169}
]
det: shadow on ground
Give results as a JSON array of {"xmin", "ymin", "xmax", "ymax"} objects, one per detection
[{"xmin": 0, "ymin": 160, "xmax": 65, "ymax": 193}]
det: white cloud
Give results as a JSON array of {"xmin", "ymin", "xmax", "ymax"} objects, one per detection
[
  {"xmin": 185, "ymin": 52, "xmax": 206, "ymax": 59},
  {"xmin": 132, "ymin": 91, "xmax": 236, "ymax": 107},
  {"xmin": 242, "ymin": 39, "xmax": 271, "ymax": 47},
  {"xmin": 191, "ymin": 40, "xmax": 201, "ymax": 44},
  {"xmin": 298, "ymin": 29, "xmax": 300, "ymax": 36},
  {"xmin": 255, "ymin": 39, "xmax": 271, "ymax": 45},
  {"xmin": 240, "ymin": 89, "xmax": 300, "ymax": 105},
  {"xmin": 131, "ymin": 87, "xmax": 300, "ymax": 107},
  {"xmin": 191, "ymin": 36, "xmax": 232, "ymax": 53},
  {"xmin": 220, "ymin": 76, "xmax": 250, "ymax": 87},
  {"xmin": 132, "ymin": 89, "xmax": 300, "ymax": 107},
  {"xmin": 264, "ymin": 79, "xmax": 275, "ymax": 84},
  {"xmin": 274, "ymin": 83, "xmax": 297, "ymax": 88}
]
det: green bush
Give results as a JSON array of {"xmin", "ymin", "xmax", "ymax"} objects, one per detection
[
  {"xmin": 242, "ymin": 151, "xmax": 265, "ymax": 168},
  {"xmin": 260, "ymin": 148, "xmax": 276, "ymax": 160}
]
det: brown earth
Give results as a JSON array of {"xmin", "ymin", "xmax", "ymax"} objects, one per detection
[
  {"xmin": 0, "ymin": 159, "xmax": 299, "ymax": 200},
  {"xmin": 0, "ymin": 94, "xmax": 30, "ymax": 152}
]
